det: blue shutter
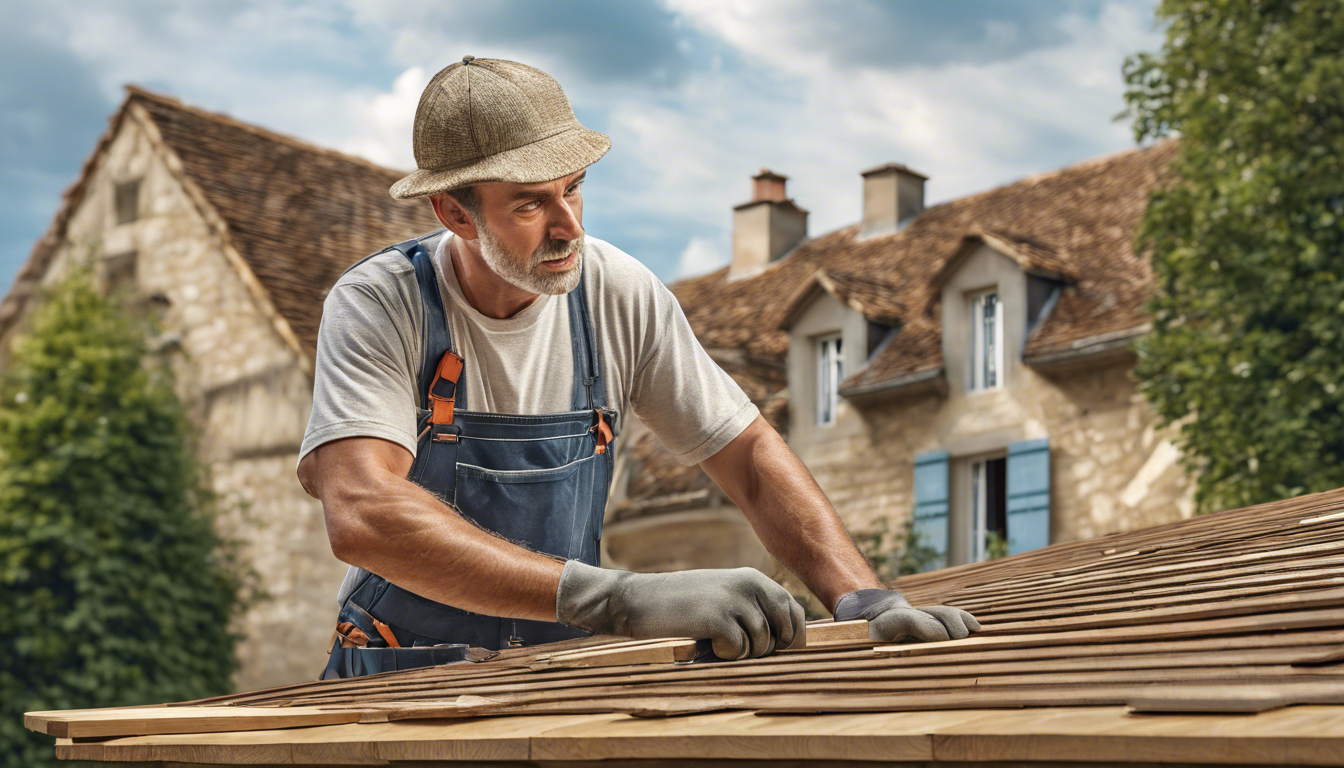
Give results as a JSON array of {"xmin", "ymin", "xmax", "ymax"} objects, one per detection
[
  {"xmin": 912, "ymin": 450, "xmax": 950, "ymax": 570},
  {"xmin": 1007, "ymin": 438, "xmax": 1051, "ymax": 555}
]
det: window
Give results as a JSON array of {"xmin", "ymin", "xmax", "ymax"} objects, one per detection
[
  {"xmin": 103, "ymin": 250, "xmax": 137, "ymax": 295},
  {"xmin": 970, "ymin": 456, "xmax": 1007, "ymax": 562},
  {"xmin": 969, "ymin": 290, "xmax": 1003, "ymax": 391},
  {"xmin": 114, "ymin": 178, "xmax": 141, "ymax": 225},
  {"xmin": 816, "ymin": 334, "xmax": 843, "ymax": 426}
]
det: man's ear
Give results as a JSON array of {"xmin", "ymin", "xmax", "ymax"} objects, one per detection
[{"xmin": 430, "ymin": 194, "xmax": 480, "ymax": 241}]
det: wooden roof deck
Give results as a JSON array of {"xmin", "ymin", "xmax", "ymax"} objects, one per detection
[{"xmin": 27, "ymin": 487, "xmax": 1344, "ymax": 765}]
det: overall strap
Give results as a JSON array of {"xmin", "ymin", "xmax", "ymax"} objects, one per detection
[
  {"xmin": 391, "ymin": 231, "xmax": 463, "ymax": 412},
  {"xmin": 567, "ymin": 268, "xmax": 606, "ymax": 411}
]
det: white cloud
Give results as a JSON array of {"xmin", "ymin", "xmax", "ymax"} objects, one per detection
[
  {"xmin": 6, "ymin": 0, "xmax": 1163, "ymax": 285},
  {"xmin": 677, "ymin": 236, "xmax": 728, "ymax": 278},
  {"xmin": 594, "ymin": 0, "xmax": 1164, "ymax": 274},
  {"xmin": 328, "ymin": 0, "xmax": 1160, "ymax": 278},
  {"xmin": 338, "ymin": 67, "xmax": 426, "ymax": 169}
]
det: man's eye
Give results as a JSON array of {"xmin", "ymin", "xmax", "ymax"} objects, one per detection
[
  {"xmin": 566, "ymin": 183, "xmax": 582, "ymax": 196},
  {"xmin": 518, "ymin": 201, "xmax": 541, "ymax": 212}
]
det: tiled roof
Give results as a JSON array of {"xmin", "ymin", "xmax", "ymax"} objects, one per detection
[
  {"xmin": 617, "ymin": 141, "xmax": 1177, "ymax": 508},
  {"xmin": 780, "ymin": 270, "xmax": 905, "ymax": 330},
  {"xmin": 0, "ymin": 87, "xmax": 441, "ymax": 358},
  {"xmin": 130, "ymin": 88, "xmax": 441, "ymax": 354},
  {"xmin": 673, "ymin": 140, "xmax": 1179, "ymax": 393}
]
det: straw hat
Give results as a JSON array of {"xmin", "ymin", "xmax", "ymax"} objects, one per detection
[{"xmin": 389, "ymin": 56, "xmax": 611, "ymax": 200}]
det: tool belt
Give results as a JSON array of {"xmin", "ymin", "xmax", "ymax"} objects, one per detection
[{"xmin": 320, "ymin": 588, "xmax": 491, "ymax": 680}]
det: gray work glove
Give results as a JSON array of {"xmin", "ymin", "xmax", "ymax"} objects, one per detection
[
  {"xmin": 555, "ymin": 561, "xmax": 806, "ymax": 660},
  {"xmin": 833, "ymin": 588, "xmax": 981, "ymax": 643}
]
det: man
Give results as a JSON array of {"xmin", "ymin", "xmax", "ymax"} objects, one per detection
[{"xmin": 298, "ymin": 57, "xmax": 978, "ymax": 679}]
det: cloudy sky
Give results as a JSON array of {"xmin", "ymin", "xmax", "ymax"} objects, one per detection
[{"xmin": 3, "ymin": 0, "xmax": 1164, "ymax": 291}]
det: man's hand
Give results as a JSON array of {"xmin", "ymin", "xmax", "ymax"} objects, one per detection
[
  {"xmin": 833, "ymin": 588, "xmax": 980, "ymax": 643},
  {"xmin": 556, "ymin": 561, "xmax": 806, "ymax": 660}
]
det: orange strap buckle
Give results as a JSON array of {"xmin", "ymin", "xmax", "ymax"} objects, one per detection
[
  {"xmin": 592, "ymin": 409, "xmax": 613, "ymax": 455},
  {"xmin": 372, "ymin": 619, "xmax": 402, "ymax": 649},
  {"xmin": 428, "ymin": 351, "xmax": 464, "ymax": 426},
  {"xmin": 332, "ymin": 621, "xmax": 370, "ymax": 651}
]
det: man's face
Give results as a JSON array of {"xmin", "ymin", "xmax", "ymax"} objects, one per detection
[{"xmin": 470, "ymin": 170, "xmax": 587, "ymax": 295}]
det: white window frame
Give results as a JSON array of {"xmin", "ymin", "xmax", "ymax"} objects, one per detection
[
  {"xmin": 969, "ymin": 290, "xmax": 1004, "ymax": 392},
  {"xmin": 815, "ymin": 333, "xmax": 843, "ymax": 426},
  {"xmin": 968, "ymin": 453, "xmax": 1007, "ymax": 563}
]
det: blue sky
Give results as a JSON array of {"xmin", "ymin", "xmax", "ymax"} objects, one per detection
[{"xmin": 2, "ymin": 0, "xmax": 1163, "ymax": 291}]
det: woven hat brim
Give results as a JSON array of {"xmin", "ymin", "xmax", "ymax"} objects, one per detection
[{"xmin": 389, "ymin": 125, "xmax": 611, "ymax": 200}]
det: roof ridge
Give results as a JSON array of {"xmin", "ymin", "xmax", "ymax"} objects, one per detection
[
  {"xmin": 124, "ymin": 85, "xmax": 410, "ymax": 179},
  {"xmin": 940, "ymin": 140, "xmax": 1175, "ymax": 209}
]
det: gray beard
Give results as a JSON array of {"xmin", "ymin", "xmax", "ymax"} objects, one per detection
[{"xmin": 476, "ymin": 223, "xmax": 584, "ymax": 296}]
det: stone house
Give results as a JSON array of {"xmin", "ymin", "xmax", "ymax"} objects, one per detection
[
  {"xmin": 608, "ymin": 142, "xmax": 1196, "ymax": 606},
  {"xmin": 0, "ymin": 87, "xmax": 440, "ymax": 691}
]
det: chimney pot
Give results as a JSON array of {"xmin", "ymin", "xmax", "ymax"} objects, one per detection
[
  {"xmin": 860, "ymin": 162, "xmax": 927, "ymax": 239},
  {"xmin": 730, "ymin": 169, "xmax": 808, "ymax": 280},
  {"xmin": 752, "ymin": 168, "xmax": 788, "ymax": 203}
]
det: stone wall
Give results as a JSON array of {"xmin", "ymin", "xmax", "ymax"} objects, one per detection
[
  {"xmin": 794, "ymin": 358, "xmax": 1194, "ymax": 568},
  {"xmin": 12, "ymin": 113, "xmax": 346, "ymax": 691},
  {"xmin": 783, "ymin": 242, "xmax": 1195, "ymax": 569}
]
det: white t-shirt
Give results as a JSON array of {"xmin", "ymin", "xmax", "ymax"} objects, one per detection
[{"xmin": 301, "ymin": 231, "xmax": 758, "ymax": 468}]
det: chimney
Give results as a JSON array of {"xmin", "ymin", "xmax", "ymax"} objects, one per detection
[
  {"xmin": 730, "ymin": 169, "xmax": 808, "ymax": 280},
  {"xmin": 860, "ymin": 162, "xmax": 927, "ymax": 239}
]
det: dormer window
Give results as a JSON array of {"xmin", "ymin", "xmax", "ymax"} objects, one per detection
[
  {"xmin": 969, "ymin": 290, "xmax": 1002, "ymax": 391},
  {"xmin": 816, "ymin": 334, "xmax": 843, "ymax": 426}
]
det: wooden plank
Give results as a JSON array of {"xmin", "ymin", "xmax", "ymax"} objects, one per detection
[
  {"xmin": 529, "ymin": 709, "xmax": 936, "ymax": 763},
  {"xmin": 530, "ymin": 621, "xmax": 865, "ymax": 670},
  {"xmin": 272, "ymin": 647, "xmax": 1344, "ymax": 712},
  {"xmin": 974, "ymin": 575, "xmax": 1344, "ymax": 624},
  {"xmin": 53, "ymin": 705, "xmax": 1344, "ymax": 767},
  {"xmin": 802, "ymin": 619, "xmax": 869, "ymax": 644},
  {"xmin": 26, "ymin": 705, "xmax": 368, "ymax": 739},
  {"xmin": 977, "ymin": 586, "xmax": 1344, "ymax": 635},
  {"xmin": 1302, "ymin": 509, "xmax": 1344, "ymax": 525},
  {"xmin": 956, "ymin": 558, "xmax": 1344, "ymax": 614},
  {"xmin": 928, "ymin": 704, "xmax": 1344, "ymax": 765},
  {"xmin": 744, "ymin": 680, "xmax": 1344, "ymax": 715},
  {"xmin": 366, "ymin": 676, "xmax": 1344, "ymax": 722},
  {"xmin": 223, "ymin": 628, "xmax": 1344, "ymax": 714},
  {"xmin": 946, "ymin": 538, "xmax": 1344, "ymax": 610},
  {"xmin": 875, "ymin": 607, "xmax": 1344, "ymax": 658},
  {"xmin": 948, "ymin": 538, "xmax": 1344, "ymax": 604},
  {"xmin": 531, "ymin": 639, "xmax": 711, "ymax": 669}
]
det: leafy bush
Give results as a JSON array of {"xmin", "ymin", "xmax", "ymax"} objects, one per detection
[
  {"xmin": 1125, "ymin": 0, "xmax": 1344, "ymax": 513},
  {"xmin": 854, "ymin": 517, "xmax": 943, "ymax": 583},
  {"xmin": 0, "ymin": 269, "xmax": 247, "ymax": 767}
]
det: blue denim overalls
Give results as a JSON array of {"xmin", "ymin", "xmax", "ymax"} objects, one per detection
[{"xmin": 321, "ymin": 230, "xmax": 617, "ymax": 679}]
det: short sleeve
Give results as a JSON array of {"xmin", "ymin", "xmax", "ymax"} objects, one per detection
[
  {"xmin": 299, "ymin": 280, "xmax": 420, "ymax": 462},
  {"xmin": 629, "ymin": 284, "xmax": 759, "ymax": 466}
]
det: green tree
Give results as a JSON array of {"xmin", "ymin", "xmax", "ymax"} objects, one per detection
[
  {"xmin": 1125, "ymin": 0, "xmax": 1344, "ymax": 513},
  {"xmin": 0, "ymin": 268, "xmax": 246, "ymax": 767}
]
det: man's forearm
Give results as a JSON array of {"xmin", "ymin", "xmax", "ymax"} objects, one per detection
[
  {"xmin": 307, "ymin": 439, "xmax": 564, "ymax": 622},
  {"xmin": 700, "ymin": 417, "xmax": 883, "ymax": 611}
]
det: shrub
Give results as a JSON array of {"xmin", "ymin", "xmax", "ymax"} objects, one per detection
[{"xmin": 0, "ymin": 268, "xmax": 246, "ymax": 767}]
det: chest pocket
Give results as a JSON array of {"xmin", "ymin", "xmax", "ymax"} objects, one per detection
[{"xmin": 453, "ymin": 452, "xmax": 605, "ymax": 561}]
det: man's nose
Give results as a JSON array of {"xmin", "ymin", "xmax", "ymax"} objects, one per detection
[{"xmin": 547, "ymin": 197, "xmax": 584, "ymax": 242}]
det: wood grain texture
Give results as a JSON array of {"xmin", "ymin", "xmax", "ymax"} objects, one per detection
[
  {"xmin": 528, "ymin": 621, "xmax": 866, "ymax": 670},
  {"xmin": 25, "ymin": 486, "xmax": 1344, "ymax": 764},
  {"xmin": 54, "ymin": 707, "xmax": 1344, "ymax": 766},
  {"xmin": 29, "ymin": 705, "xmax": 367, "ymax": 739}
]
